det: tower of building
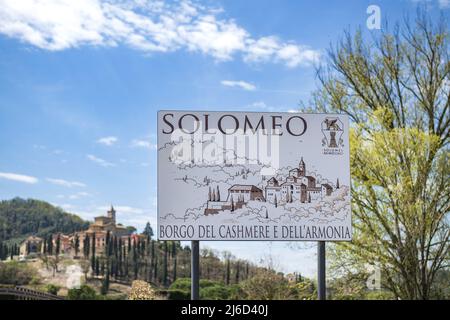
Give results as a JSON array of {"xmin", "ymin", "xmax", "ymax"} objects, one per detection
[{"xmin": 107, "ymin": 205, "xmax": 116, "ymax": 224}]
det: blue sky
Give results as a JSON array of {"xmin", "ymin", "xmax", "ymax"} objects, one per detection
[{"xmin": 0, "ymin": 0, "xmax": 447, "ymax": 277}]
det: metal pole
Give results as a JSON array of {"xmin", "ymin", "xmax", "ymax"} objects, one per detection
[
  {"xmin": 191, "ymin": 240, "xmax": 200, "ymax": 300},
  {"xmin": 317, "ymin": 241, "xmax": 326, "ymax": 300}
]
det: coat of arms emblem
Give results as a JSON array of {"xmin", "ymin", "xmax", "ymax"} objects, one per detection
[{"xmin": 321, "ymin": 117, "xmax": 344, "ymax": 148}]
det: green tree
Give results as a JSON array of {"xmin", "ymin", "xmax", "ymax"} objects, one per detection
[
  {"xmin": 47, "ymin": 235, "xmax": 53, "ymax": 255},
  {"xmin": 55, "ymin": 234, "xmax": 61, "ymax": 256},
  {"xmin": 143, "ymin": 222, "xmax": 154, "ymax": 239},
  {"xmin": 172, "ymin": 241, "xmax": 178, "ymax": 282},
  {"xmin": 101, "ymin": 270, "xmax": 110, "ymax": 295},
  {"xmin": 311, "ymin": 12, "xmax": 449, "ymax": 299},
  {"xmin": 163, "ymin": 241, "xmax": 168, "ymax": 286},
  {"xmin": 74, "ymin": 234, "xmax": 80, "ymax": 257},
  {"xmin": 91, "ymin": 233, "xmax": 96, "ymax": 272}
]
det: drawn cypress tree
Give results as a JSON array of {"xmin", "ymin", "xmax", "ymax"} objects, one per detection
[
  {"xmin": 308, "ymin": 193, "xmax": 311, "ymax": 203},
  {"xmin": 265, "ymin": 208, "xmax": 269, "ymax": 219},
  {"xmin": 336, "ymin": 178, "xmax": 340, "ymax": 189},
  {"xmin": 208, "ymin": 187, "xmax": 212, "ymax": 201},
  {"xmin": 231, "ymin": 198, "xmax": 235, "ymax": 212},
  {"xmin": 274, "ymin": 195, "xmax": 278, "ymax": 208},
  {"xmin": 216, "ymin": 185, "xmax": 220, "ymax": 201}
]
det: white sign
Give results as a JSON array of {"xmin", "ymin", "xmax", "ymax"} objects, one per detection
[{"xmin": 157, "ymin": 111, "xmax": 351, "ymax": 241}]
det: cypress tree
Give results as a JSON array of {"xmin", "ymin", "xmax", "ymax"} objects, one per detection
[
  {"xmin": 163, "ymin": 241, "xmax": 168, "ymax": 286},
  {"xmin": 101, "ymin": 270, "xmax": 110, "ymax": 295},
  {"xmin": 74, "ymin": 234, "xmax": 80, "ymax": 257},
  {"xmin": 91, "ymin": 233, "xmax": 96, "ymax": 271},
  {"xmin": 55, "ymin": 234, "xmax": 61, "ymax": 256},
  {"xmin": 95, "ymin": 257, "xmax": 100, "ymax": 276},
  {"xmin": 172, "ymin": 241, "xmax": 177, "ymax": 282},
  {"xmin": 226, "ymin": 257, "xmax": 231, "ymax": 285},
  {"xmin": 47, "ymin": 235, "xmax": 53, "ymax": 255}
]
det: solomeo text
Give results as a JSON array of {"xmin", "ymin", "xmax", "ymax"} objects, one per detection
[{"xmin": 161, "ymin": 113, "xmax": 308, "ymax": 136}]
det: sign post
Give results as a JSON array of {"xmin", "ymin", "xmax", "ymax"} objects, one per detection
[
  {"xmin": 191, "ymin": 240, "xmax": 200, "ymax": 300},
  {"xmin": 317, "ymin": 241, "xmax": 326, "ymax": 300},
  {"xmin": 157, "ymin": 111, "xmax": 351, "ymax": 300}
]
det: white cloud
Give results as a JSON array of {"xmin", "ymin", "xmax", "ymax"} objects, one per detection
[
  {"xmin": 96, "ymin": 136, "xmax": 118, "ymax": 146},
  {"xmin": 69, "ymin": 192, "xmax": 91, "ymax": 199},
  {"xmin": 245, "ymin": 36, "xmax": 320, "ymax": 67},
  {"xmin": 0, "ymin": 0, "xmax": 320, "ymax": 68},
  {"xmin": 0, "ymin": 172, "xmax": 38, "ymax": 184},
  {"xmin": 86, "ymin": 154, "xmax": 115, "ymax": 167},
  {"xmin": 131, "ymin": 139, "xmax": 157, "ymax": 150},
  {"xmin": 221, "ymin": 80, "xmax": 256, "ymax": 91},
  {"xmin": 46, "ymin": 178, "xmax": 86, "ymax": 187}
]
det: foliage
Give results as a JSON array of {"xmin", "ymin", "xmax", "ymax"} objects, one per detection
[
  {"xmin": 46, "ymin": 284, "xmax": 60, "ymax": 295},
  {"xmin": 0, "ymin": 198, "xmax": 89, "ymax": 241},
  {"xmin": 0, "ymin": 261, "xmax": 38, "ymax": 285},
  {"xmin": 167, "ymin": 289, "xmax": 190, "ymax": 300},
  {"xmin": 200, "ymin": 284, "xmax": 232, "ymax": 300},
  {"xmin": 168, "ymin": 278, "xmax": 234, "ymax": 300},
  {"xmin": 239, "ymin": 270, "xmax": 294, "ymax": 300},
  {"xmin": 289, "ymin": 279, "xmax": 317, "ymax": 300},
  {"xmin": 67, "ymin": 285, "xmax": 98, "ymax": 300},
  {"xmin": 128, "ymin": 280, "xmax": 157, "ymax": 300},
  {"xmin": 310, "ymin": 11, "xmax": 450, "ymax": 299}
]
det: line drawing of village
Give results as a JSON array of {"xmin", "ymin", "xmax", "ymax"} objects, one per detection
[{"xmin": 158, "ymin": 137, "xmax": 351, "ymax": 229}]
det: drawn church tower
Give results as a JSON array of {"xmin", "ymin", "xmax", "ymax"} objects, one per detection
[{"xmin": 299, "ymin": 157, "xmax": 306, "ymax": 176}]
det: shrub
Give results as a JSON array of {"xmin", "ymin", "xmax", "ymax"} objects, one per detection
[
  {"xmin": 128, "ymin": 280, "xmax": 157, "ymax": 300},
  {"xmin": 201, "ymin": 285, "xmax": 231, "ymax": 300},
  {"xmin": 168, "ymin": 278, "xmax": 230, "ymax": 300},
  {"xmin": 0, "ymin": 261, "xmax": 38, "ymax": 285},
  {"xmin": 46, "ymin": 284, "xmax": 60, "ymax": 295},
  {"xmin": 67, "ymin": 285, "xmax": 97, "ymax": 300},
  {"xmin": 167, "ymin": 289, "xmax": 190, "ymax": 300},
  {"xmin": 239, "ymin": 270, "xmax": 294, "ymax": 300}
]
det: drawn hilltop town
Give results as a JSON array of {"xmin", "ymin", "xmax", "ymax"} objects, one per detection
[{"xmin": 204, "ymin": 157, "xmax": 336, "ymax": 216}]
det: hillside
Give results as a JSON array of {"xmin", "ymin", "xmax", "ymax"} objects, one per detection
[{"xmin": 0, "ymin": 197, "xmax": 89, "ymax": 242}]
